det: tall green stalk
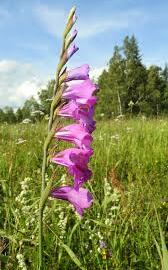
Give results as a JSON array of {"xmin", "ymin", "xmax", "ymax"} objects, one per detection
[{"xmin": 38, "ymin": 7, "xmax": 76, "ymax": 269}]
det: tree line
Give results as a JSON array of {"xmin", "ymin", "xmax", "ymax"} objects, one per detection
[
  {"xmin": 96, "ymin": 35, "xmax": 168, "ymax": 118},
  {"xmin": 0, "ymin": 35, "xmax": 168, "ymax": 123}
]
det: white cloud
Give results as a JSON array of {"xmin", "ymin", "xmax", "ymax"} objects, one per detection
[
  {"xmin": 0, "ymin": 60, "xmax": 44, "ymax": 108},
  {"xmin": 34, "ymin": 4, "xmax": 148, "ymax": 38},
  {"xmin": 0, "ymin": 58, "xmax": 106, "ymax": 108},
  {"xmin": 9, "ymin": 78, "xmax": 41, "ymax": 103}
]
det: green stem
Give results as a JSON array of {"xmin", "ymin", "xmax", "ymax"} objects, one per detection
[
  {"xmin": 38, "ymin": 177, "xmax": 54, "ymax": 269},
  {"xmin": 38, "ymin": 208, "xmax": 43, "ymax": 270},
  {"xmin": 38, "ymin": 7, "xmax": 76, "ymax": 269}
]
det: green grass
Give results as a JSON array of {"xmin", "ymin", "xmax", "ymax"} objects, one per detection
[{"xmin": 0, "ymin": 118, "xmax": 168, "ymax": 269}]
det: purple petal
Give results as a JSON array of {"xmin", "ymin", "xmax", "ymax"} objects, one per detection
[
  {"xmin": 71, "ymin": 167, "xmax": 92, "ymax": 189},
  {"xmin": 55, "ymin": 124, "xmax": 93, "ymax": 149},
  {"xmin": 51, "ymin": 186, "xmax": 93, "ymax": 216},
  {"xmin": 52, "ymin": 148, "xmax": 92, "ymax": 167},
  {"xmin": 59, "ymin": 99, "xmax": 96, "ymax": 120},
  {"xmin": 52, "ymin": 148, "xmax": 93, "ymax": 188},
  {"xmin": 63, "ymin": 79, "xmax": 97, "ymax": 100},
  {"xmin": 65, "ymin": 64, "xmax": 89, "ymax": 82},
  {"xmin": 76, "ymin": 96, "xmax": 97, "ymax": 107},
  {"xmin": 70, "ymin": 29, "xmax": 78, "ymax": 43},
  {"xmin": 67, "ymin": 44, "xmax": 79, "ymax": 60},
  {"xmin": 59, "ymin": 101, "xmax": 96, "ymax": 133}
]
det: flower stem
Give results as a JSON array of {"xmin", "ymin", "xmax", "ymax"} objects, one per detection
[
  {"xmin": 38, "ymin": 176, "xmax": 54, "ymax": 269},
  {"xmin": 38, "ymin": 7, "xmax": 76, "ymax": 269},
  {"xmin": 38, "ymin": 122, "xmax": 59, "ymax": 269},
  {"xmin": 38, "ymin": 208, "xmax": 43, "ymax": 270}
]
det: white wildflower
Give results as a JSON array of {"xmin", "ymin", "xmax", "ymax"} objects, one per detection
[
  {"xmin": 22, "ymin": 118, "xmax": 31, "ymax": 124},
  {"xmin": 16, "ymin": 253, "xmax": 27, "ymax": 270}
]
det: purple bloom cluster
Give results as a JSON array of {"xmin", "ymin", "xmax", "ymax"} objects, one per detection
[{"xmin": 50, "ymin": 15, "xmax": 98, "ymax": 216}]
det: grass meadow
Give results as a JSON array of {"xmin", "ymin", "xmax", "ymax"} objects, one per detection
[{"xmin": 0, "ymin": 118, "xmax": 168, "ymax": 269}]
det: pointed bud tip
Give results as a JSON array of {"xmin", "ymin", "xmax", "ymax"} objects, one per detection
[
  {"xmin": 71, "ymin": 6, "xmax": 76, "ymax": 12},
  {"xmin": 67, "ymin": 6, "xmax": 76, "ymax": 21}
]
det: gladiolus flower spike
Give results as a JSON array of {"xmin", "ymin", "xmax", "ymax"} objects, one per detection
[{"xmin": 50, "ymin": 8, "xmax": 98, "ymax": 216}]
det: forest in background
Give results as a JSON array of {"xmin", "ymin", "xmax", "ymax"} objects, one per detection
[{"xmin": 1, "ymin": 35, "xmax": 168, "ymax": 123}]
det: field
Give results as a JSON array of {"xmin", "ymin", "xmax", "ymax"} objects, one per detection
[{"xmin": 0, "ymin": 118, "xmax": 168, "ymax": 269}]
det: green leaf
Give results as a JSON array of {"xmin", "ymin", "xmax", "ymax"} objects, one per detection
[
  {"xmin": 61, "ymin": 242, "xmax": 86, "ymax": 270},
  {"xmin": 0, "ymin": 254, "xmax": 8, "ymax": 263},
  {"xmin": 68, "ymin": 221, "xmax": 80, "ymax": 246},
  {"xmin": 154, "ymin": 208, "xmax": 168, "ymax": 270}
]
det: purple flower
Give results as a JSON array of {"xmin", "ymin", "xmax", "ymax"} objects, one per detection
[
  {"xmin": 65, "ymin": 64, "xmax": 89, "ymax": 82},
  {"xmin": 52, "ymin": 148, "xmax": 93, "ymax": 188},
  {"xmin": 63, "ymin": 79, "xmax": 97, "ymax": 100},
  {"xmin": 59, "ymin": 101, "xmax": 96, "ymax": 133},
  {"xmin": 66, "ymin": 44, "xmax": 79, "ymax": 61},
  {"xmin": 79, "ymin": 113, "xmax": 96, "ymax": 133},
  {"xmin": 99, "ymin": 241, "xmax": 107, "ymax": 249},
  {"xmin": 47, "ymin": 8, "xmax": 98, "ymax": 216},
  {"xmin": 51, "ymin": 186, "xmax": 93, "ymax": 216},
  {"xmin": 55, "ymin": 123, "xmax": 93, "ymax": 149},
  {"xmin": 75, "ymin": 96, "xmax": 97, "ymax": 107},
  {"xmin": 59, "ymin": 98, "xmax": 97, "ymax": 118}
]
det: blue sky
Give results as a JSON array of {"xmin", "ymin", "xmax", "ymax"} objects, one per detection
[{"xmin": 0, "ymin": 0, "xmax": 168, "ymax": 108}]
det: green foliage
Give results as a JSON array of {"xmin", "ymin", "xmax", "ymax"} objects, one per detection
[
  {"xmin": 0, "ymin": 119, "xmax": 168, "ymax": 269},
  {"xmin": 0, "ymin": 109, "xmax": 5, "ymax": 123},
  {"xmin": 21, "ymin": 96, "xmax": 40, "ymax": 120},
  {"xmin": 3, "ymin": 106, "xmax": 16, "ymax": 123},
  {"xmin": 38, "ymin": 80, "xmax": 55, "ymax": 115},
  {"xmin": 96, "ymin": 35, "xmax": 168, "ymax": 119}
]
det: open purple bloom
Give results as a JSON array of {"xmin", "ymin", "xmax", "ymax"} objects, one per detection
[
  {"xmin": 63, "ymin": 79, "xmax": 97, "ymax": 100},
  {"xmin": 59, "ymin": 96, "xmax": 97, "ymax": 116},
  {"xmin": 52, "ymin": 148, "xmax": 93, "ymax": 188},
  {"xmin": 51, "ymin": 186, "xmax": 93, "ymax": 216},
  {"xmin": 59, "ymin": 100, "xmax": 88, "ymax": 119},
  {"xmin": 66, "ymin": 44, "xmax": 79, "ymax": 60},
  {"xmin": 59, "ymin": 101, "xmax": 96, "ymax": 133},
  {"xmin": 65, "ymin": 64, "xmax": 89, "ymax": 82},
  {"xmin": 59, "ymin": 98, "xmax": 96, "ymax": 119},
  {"xmin": 52, "ymin": 148, "xmax": 93, "ymax": 167},
  {"xmin": 55, "ymin": 123, "xmax": 93, "ymax": 149}
]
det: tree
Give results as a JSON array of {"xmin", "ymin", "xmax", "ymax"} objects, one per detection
[
  {"xmin": 0, "ymin": 109, "xmax": 5, "ymax": 123},
  {"xmin": 123, "ymin": 35, "xmax": 147, "ymax": 113},
  {"xmin": 3, "ymin": 106, "xmax": 16, "ymax": 123},
  {"xmin": 15, "ymin": 108, "xmax": 23, "ymax": 122},
  {"xmin": 21, "ymin": 97, "xmax": 40, "ymax": 120},
  {"xmin": 160, "ymin": 64, "xmax": 168, "ymax": 113},
  {"xmin": 145, "ymin": 66, "xmax": 163, "ymax": 115},
  {"xmin": 38, "ymin": 80, "xmax": 55, "ymax": 115},
  {"xmin": 96, "ymin": 69, "xmax": 114, "ymax": 119},
  {"xmin": 108, "ymin": 45, "xmax": 126, "ymax": 115}
]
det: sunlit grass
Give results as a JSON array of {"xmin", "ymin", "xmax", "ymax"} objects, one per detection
[{"xmin": 0, "ymin": 118, "xmax": 168, "ymax": 269}]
